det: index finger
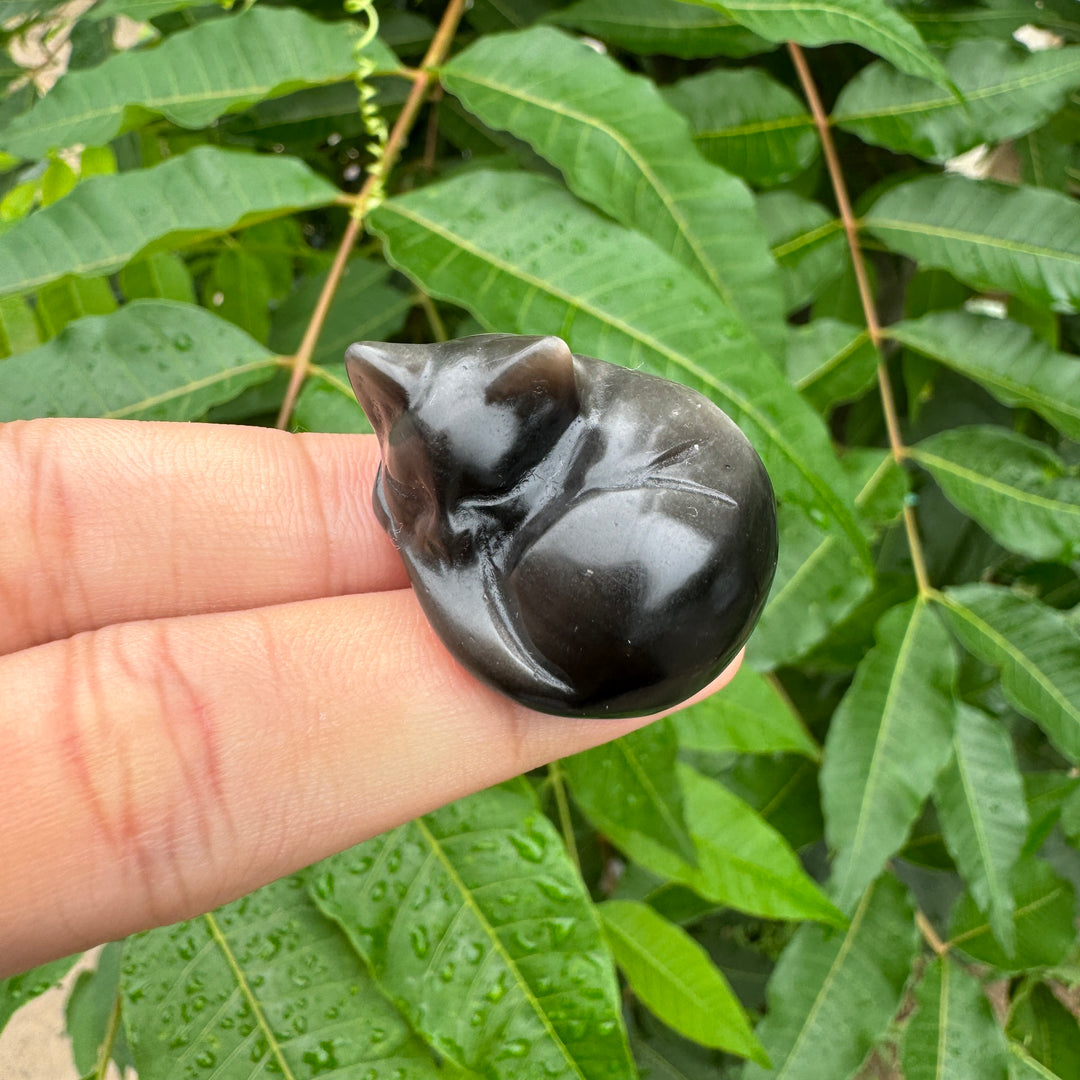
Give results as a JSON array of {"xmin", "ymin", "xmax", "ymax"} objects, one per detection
[{"xmin": 0, "ymin": 418, "xmax": 408, "ymax": 654}]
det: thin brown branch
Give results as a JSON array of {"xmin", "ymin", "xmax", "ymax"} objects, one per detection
[
  {"xmin": 275, "ymin": 0, "xmax": 468, "ymax": 429},
  {"xmin": 915, "ymin": 909, "xmax": 949, "ymax": 957},
  {"xmin": 787, "ymin": 42, "xmax": 931, "ymax": 595}
]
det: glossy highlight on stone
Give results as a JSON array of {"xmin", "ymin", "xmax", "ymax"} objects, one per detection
[{"xmin": 345, "ymin": 334, "xmax": 778, "ymax": 718}]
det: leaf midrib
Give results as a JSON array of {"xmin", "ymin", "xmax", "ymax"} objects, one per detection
[
  {"xmin": 836, "ymin": 57, "xmax": 1080, "ymax": 124},
  {"xmin": 414, "ymin": 817, "xmax": 590, "ymax": 1080},
  {"xmin": 937, "ymin": 592, "xmax": 1080, "ymax": 736},
  {"xmin": 888, "ymin": 328, "xmax": 1080, "ymax": 430},
  {"xmin": 442, "ymin": 67, "xmax": 733, "ymax": 305},
  {"xmin": 773, "ymin": 885, "xmax": 876, "ymax": 1079},
  {"xmin": 840, "ymin": 599, "xmax": 928, "ymax": 900},
  {"xmin": 865, "ymin": 216, "xmax": 1080, "ymax": 265},
  {"xmin": 911, "ymin": 446, "xmax": 1080, "ymax": 519}
]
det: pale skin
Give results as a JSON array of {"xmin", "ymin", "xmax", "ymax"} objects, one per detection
[{"xmin": 0, "ymin": 418, "xmax": 741, "ymax": 979}]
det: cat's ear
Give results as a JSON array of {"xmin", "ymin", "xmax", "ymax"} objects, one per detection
[
  {"xmin": 486, "ymin": 336, "xmax": 577, "ymax": 409},
  {"xmin": 345, "ymin": 342, "xmax": 421, "ymax": 433}
]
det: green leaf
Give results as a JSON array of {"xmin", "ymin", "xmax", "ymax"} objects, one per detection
[
  {"xmin": 368, "ymin": 168, "xmax": 869, "ymax": 567},
  {"xmin": 934, "ymin": 704, "xmax": 1028, "ymax": 953},
  {"xmin": 0, "ymin": 294, "xmax": 40, "ymax": 357},
  {"xmin": 0, "ymin": 146, "xmax": 340, "ymax": 299},
  {"xmin": 269, "ymin": 256, "xmax": 414, "ymax": 371},
  {"xmin": 785, "ymin": 318, "xmax": 877, "ymax": 412},
  {"xmin": 893, "ymin": 0, "xmax": 1033, "ymax": 45},
  {"xmin": 292, "ymin": 363, "xmax": 373, "ymax": 434},
  {"xmin": 122, "ymin": 874, "xmax": 444, "ymax": 1080},
  {"xmin": 663, "ymin": 68, "xmax": 816, "ymax": 188},
  {"xmin": 548, "ymin": 0, "xmax": 773, "ymax": 57},
  {"xmin": 901, "ymin": 957, "xmax": 1010, "ymax": 1080},
  {"xmin": 757, "ymin": 191, "xmax": 846, "ymax": 312},
  {"xmin": 35, "ymin": 275, "xmax": 117, "ymax": 339},
  {"xmin": 1007, "ymin": 982, "xmax": 1080, "ymax": 1079},
  {"xmin": 684, "ymin": 0, "xmax": 949, "ymax": 86},
  {"xmin": 87, "ymin": 0, "xmax": 203, "ymax": 18},
  {"xmin": 0, "ymin": 953, "xmax": 81, "ymax": 1036},
  {"xmin": 948, "ymin": 856, "xmax": 1077, "ymax": 972},
  {"xmin": 441, "ymin": 26, "xmax": 787, "ymax": 359},
  {"xmin": 912, "ymin": 426, "xmax": 1080, "ymax": 563},
  {"xmin": 864, "ymin": 175, "xmax": 1080, "ymax": 314},
  {"xmin": 119, "ymin": 251, "xmax": 196, "ymax": 304},
  {"xmin": 203, "ymin": 248, "xmax": 273, "ymax": 343},
  {"xmin": 310, "ymin": 784, "xmax": 635, "ymax": 1080},
  {"xmin": 833, "ymin": 39, "xmax": 1080, "ymax": 162},
  {"xmin": 887, "ymin": 310, "xmax": 1080, "ymax": 441},
  {"xmin": 0, "ymin": 301, "xmax": 280, "ymax": 422},
  {"xmin": 744, "ymin": 874, "xmax": 918, "ymax": 1080},
  {"xmin": 822, "ymin": 597, "xmax": 959, "ymax": 913},
  {"xmin": 749, "ymin": 447, "xmax": 902, "ymax": 669},
  {"xmin": 1010, "ymin": 1043, "xmax": 1068, "ymax": 1080},
  {"xmin": 937, "ymin": 584, "xmax": 1080, "ymax": 763},
  {"xmin": 670, "ymin": 665, "xmax": 819, "ymax": 760},
  {"xmin": 562, "ymin": 721, "xmax": 696, "ymax": 865},
  {"xmin": 585, "ymin": 762, "xmax": 843, "ymax": 925},
  {"xmin": 65, "ymin": 942, "xmax": 125, "ymax": 1076},
  {"xmin": 0, "ymin": 7, "xmax": 397, "ymax": 161},
  {"xmin": 598, "ymin": 900, "xmax": 767, "ymax": 1064}
]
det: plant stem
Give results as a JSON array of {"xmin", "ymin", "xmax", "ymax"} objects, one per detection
[
  {"xmin": 275, "ymin": 0, "xmax": 468, "ymax": 429},
  {"xmin": 548, "ymin": 760, "xmax": 580, "ymax": 870},
  {"xmin": 915, "ymin": 908, "xmax": 949, "ymax": 957},
  {"xmin": 787, "ymin": 42, "xmax": 931, "ymax": 595},
  {"xmin": 91, "ymin": 988, "xmax": 122, "ymax": 1080}
]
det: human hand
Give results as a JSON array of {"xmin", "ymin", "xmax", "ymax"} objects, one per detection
[{"xmin": 0, "ymin": 418, "xmax": 740, "ymax": 978}]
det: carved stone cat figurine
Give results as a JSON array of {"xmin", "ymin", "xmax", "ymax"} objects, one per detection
[{"xmin": 346, "ymin": 334, "xmax": 777, "ymax": 718}]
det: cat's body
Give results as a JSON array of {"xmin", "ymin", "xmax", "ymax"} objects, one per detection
[{"xmin": 346, "ymin": 334, "xmax": 777, "ymax": 718}]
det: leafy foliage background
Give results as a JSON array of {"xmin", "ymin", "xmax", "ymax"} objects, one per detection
[{"xmin": 2, "ymin": 0, "xmax": 1080, "ymax": 1077}]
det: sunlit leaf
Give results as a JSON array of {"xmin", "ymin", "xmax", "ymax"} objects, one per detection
[
  {"xmin": 934, "ymin": 704, "xmax": 1028, "ymax": 953},
  {"xmin": 865, "ymin": 175, "xmax": 1080, "ymax": 314},
  {"xmin": 0, "ymin": 147, "xmax": 340, "ymax": 299},
  {"xmin": 670, "ymin": 664, "xmax": 819, "ymax": 760},
  {"xmin": 368, "ymin": 168, "xmax": 869, "ymax": 566},
  {"xmin": 938, "ymin": 584, "xmax": 1080, "ymax": 763},
  {"xmin": 663, "ymin": 68, "xmax": 817, "ymax": 188},
  {"xmin": 442, "ymin": 26, "xmax": 787, "ymax": 358},
  {"xmin": 822, "ymin": 596, "xmax": 959, "ymax": 913},
  {"xmin": 834, "ymin": 39, "xmax": 1080, "ymax": 162},
  {"xmin": 0, "ymin": 295, "xmax": 40, "ymax": 358},
  {"xmin": 888, "ymin": 310, "xmax": 1080, "ymax": 441},
  {"xmin": 912, "ymin": 426, "xmax": 1080, "ymax": 563},
  {"xmin": 744, "ymin": 874, "xmax": 918, "ymax": 1080},
  {"xmin": 562, "ymin": 721, "xmax": 696, "ymax": 864},
  {"xmin": 901, "ymin": 957, "xmax": 1010, "ymax": 1080},
  {"xmin": 310, "ymin": 784, "xmax": 636, "ymax": 1080},
  {"xmin": 122, "ymin": 875, "xmax": 444, "ymax": 1079},
  {"xmin": 0, "ymin": 301, "xmax": 280, "ymax": 422},
  {"xmin": 580, "ymin": 762, "xmax": 843, "ymax": 925},
  {"xmin": 948, "ymin": 856, "xmax": 1077, "ymax": 972},
  {"xmin": 548, "ymin": 0, "xmax": 773, "ymax": 57},
  {"xmin": 683, "ymin": 0, "xmax": 949, "ymax": 86},
  {"xmin": 598, "ymin": 900, "xmax": 767, "ymax": 1063},
  {"xmin": 118, "ymin": 252, "xmax": 196, "ymax": 305},
  {"xmin": 0, "ymin": 7, "xmax": 397, "ymax": 161},
  {"xmin": 757, "ymin": 190, "xmax": 846, "ymax": 312}
]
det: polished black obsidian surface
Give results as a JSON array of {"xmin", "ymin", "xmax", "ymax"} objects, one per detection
[{"xmin": 345, "ymin": 334, "xmax": 777, "ymax": 718}]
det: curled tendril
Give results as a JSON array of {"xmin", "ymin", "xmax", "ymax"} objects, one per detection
[{"xmin": 344, "ymin": 0, "xmax": 389, "ymax": 214}]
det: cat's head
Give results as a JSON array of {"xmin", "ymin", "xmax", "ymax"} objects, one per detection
[{"xmin": 345, "ymin": 334, "xmax": 580, "ymax": 507}]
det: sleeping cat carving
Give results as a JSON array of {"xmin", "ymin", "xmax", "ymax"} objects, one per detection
[{"xmin": 345, "ymin": 334, "xmax": 778, "ymax": 718}]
